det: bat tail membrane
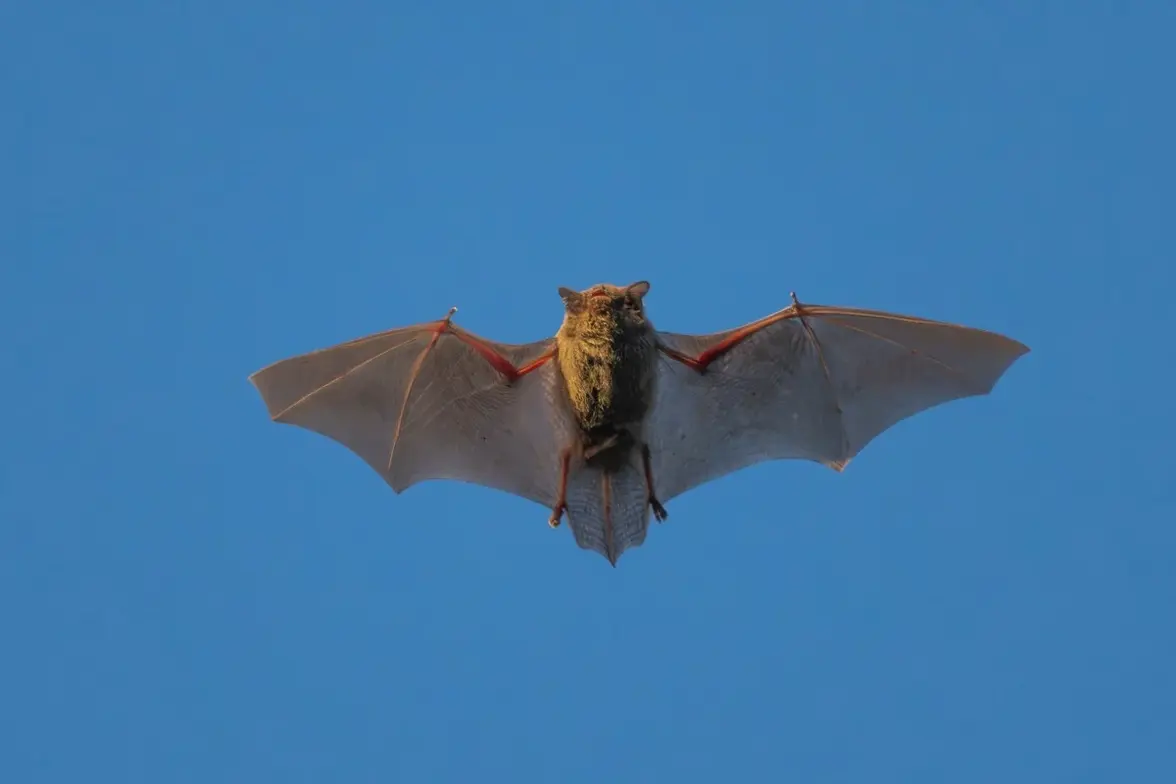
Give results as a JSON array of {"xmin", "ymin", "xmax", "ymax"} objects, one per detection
[{"xmin": 564, "ymin": 454, "xmax": 651, "ymax": 566}]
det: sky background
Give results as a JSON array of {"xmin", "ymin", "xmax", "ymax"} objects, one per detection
[{"xmin": 3, "ymin": 2, "xmax": 1173, "ymax": 782}]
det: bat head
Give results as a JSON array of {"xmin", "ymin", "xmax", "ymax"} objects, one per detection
[{"xmin": 558, "ymin": 281, "xmax": 651, "ymax": 325}]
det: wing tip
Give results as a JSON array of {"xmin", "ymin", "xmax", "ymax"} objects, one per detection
[
  {"xmin": 992, "ymin": 336, "xmax": 1031, "ymax": 383},
  {"xmin": 1003, "ymin": 333, "xmax": 1031, "ymax": 357},
  {"xmin": 246, "ymin": 369, "xmax": 288, "ymax": 422}
]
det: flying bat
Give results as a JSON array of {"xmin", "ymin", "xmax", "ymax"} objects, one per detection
[{"xmin": 250, "ymin": 282, "xmax": 1028, "ymax": 565}]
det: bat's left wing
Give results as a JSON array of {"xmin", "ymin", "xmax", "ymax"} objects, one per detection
[
  {"xmin": 249, "ymin": 313, "xmax": 574, "ymax": 508},
  {"xmin": 648, "ymin": 296, "xmax": 1029, "ymax": 502}
]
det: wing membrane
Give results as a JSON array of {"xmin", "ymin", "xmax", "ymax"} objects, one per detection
[
  {"xmin": 650, "ymin": 304, "xmax": 1028, "ymax": 501},
  {"xmin": 250, "ymin": 323, "xmax": 571, "ymax": 507}
]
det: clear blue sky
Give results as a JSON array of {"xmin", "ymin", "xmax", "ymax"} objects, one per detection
[{"xmin": 3, "ymin": 3, "xmax": 1172, "ymax": 782}]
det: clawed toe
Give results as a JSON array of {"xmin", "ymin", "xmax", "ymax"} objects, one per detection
[{"xmin": 548, "ymin": 504, "xmax": 566, "ymax": 528}]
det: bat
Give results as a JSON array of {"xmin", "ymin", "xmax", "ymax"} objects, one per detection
[{"xmin": 250, "ymin": 281, "xmax": 1028, "ymax": 565}]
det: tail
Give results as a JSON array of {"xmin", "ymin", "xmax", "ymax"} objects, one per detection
[{"xmin": 564, "ymin": 452, "xmax": 652, "ymax": 566}]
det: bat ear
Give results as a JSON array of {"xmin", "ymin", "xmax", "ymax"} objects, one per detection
[
  {"xmin": 558, "ymin": 287, "xmax": 582, "ymax": 305},
  {"xmin": 627, "ymin": 281, "xmax": 651, "ymax": 299}
]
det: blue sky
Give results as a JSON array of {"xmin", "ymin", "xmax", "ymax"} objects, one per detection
[{"xmin": 3, "ymin": 2, "xmax": 1173, "ymax": 781}]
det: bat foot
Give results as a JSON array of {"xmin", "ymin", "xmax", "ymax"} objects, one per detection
[
  {"xmin": 650, "ymin": 497, "xmax": 668, "ymax": 522},
  {"xmin": 548, "ymin": 504, "xmax": 566, "ymax": 529}
]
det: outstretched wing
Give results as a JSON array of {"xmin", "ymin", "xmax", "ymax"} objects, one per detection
[
  {"xmin": 649, "ymin": 298, "xmax": 1029, "ymax": 501},
  {"xmin": 249, "ymin": 315, "xmax": 573, "ymax": 507}
]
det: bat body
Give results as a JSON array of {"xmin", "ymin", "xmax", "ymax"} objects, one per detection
[
  {"xmin": 250, "ymin": 281, "xmax": 1028, "ymax": 565},
  {"xmin": 555, "ymin": 282, "xmax": 659, "ymax": 470}
]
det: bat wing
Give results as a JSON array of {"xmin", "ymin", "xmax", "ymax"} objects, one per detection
[
  {"xmin": 249, "ymin": 316, "xmax": 573, "ymax": 507},
  {"xmin": 649, "ymin": 299, "xmax": 1029, "ymax": 501}
]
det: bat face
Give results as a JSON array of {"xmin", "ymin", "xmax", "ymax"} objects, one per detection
[{"xmin": 557, "ymin": 280, "xmax": 652, "ymax": 325}]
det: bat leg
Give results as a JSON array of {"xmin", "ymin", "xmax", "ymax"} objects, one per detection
[
  {"xmin": 641, "ymin": 444, "xmax": 669, "ymax": 523},
  {"xmin": 548, "ymin": 449, "xmax": 571, "ymax": 529}
]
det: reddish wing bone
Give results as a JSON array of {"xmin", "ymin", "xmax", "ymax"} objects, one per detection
[
  {"xmin": 419, "ymin": 310, "xmax": 581, "ymax": 532},
  {"xmin": 646, "ymin": 296, "xmax": 818, "ymax": 522},
  {"xmin": 445, "ymin": 310, "xmax": 570, "ymax": 527},
  {"xmin": 649, "ymin": 292, "xmax": 817, "ymax": 514},
  {"xmin": 389, "ymin": 306, "xmax": 558, "ymax": 493},
  {"xmin": 657, "ymin": 291, "xmax": 812, "ymax": 373},
  {"xmin": 439, "ymin": 308, "xmax": 555, "ymax": 381}
]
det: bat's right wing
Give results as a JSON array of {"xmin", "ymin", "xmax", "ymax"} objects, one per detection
[
  {"xmin": 249, "ymin": 315, "xmax": 574, "ymax": 508},
  {"xmin": 649, "ymin": 298, "xmax": 1028, "ymax": 502}
]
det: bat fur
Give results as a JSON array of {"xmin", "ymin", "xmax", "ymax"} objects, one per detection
[{"xmin": 555, "ymin": 282, "xmax": 657, "ymax": 473}]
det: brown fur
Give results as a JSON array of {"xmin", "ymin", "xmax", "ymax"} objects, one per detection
[{"xmin": 555, "ymin": 281, "xmax": 658, "ymax": 471}]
